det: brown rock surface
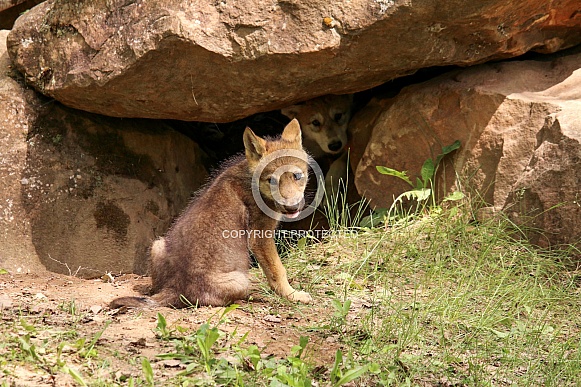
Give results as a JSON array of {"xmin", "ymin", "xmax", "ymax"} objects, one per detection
[
  {"xmin": 354, "ymin": 48, "xmax": 581, "ymax": 247},
  {"xmin": 0, "ymin": 29, "xmax": 45, "ymax": 274},
  {"xmin": 505, "ymin": 105, "xmax": 581, "ymax": 247},
  {"xmin": 20, "ymin": 105, "xmax": 207, "ymax": 277},
  {"xmin": 1, "ymin": 29, "xmax": 207, "ymax": 276},
  {"xmin": 6, "ymin": 0, "xmax": 581, "ymax": 122},
  {"xmin": 0, "ymin": 0, "xmax": 45, "ymax": 29}
]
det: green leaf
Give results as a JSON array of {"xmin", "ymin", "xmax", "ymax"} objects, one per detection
[
  {"xmin": 64, "ymin": 366, "xmax": 87, "ymax": 386},
  {"xmin": 330, "ymin": 349, "xmax": 343, "ymax": 382},
  {"xmin": 18, "ymin": 335, "xmax": 41, "ymax": 362},
  {"xmin": 197, "ymin": 323, "xmax": 220, "ymax": 366},
  {"xmin": 415, "ymin": 177, "xmax": 424, "ymax": 190},
  {"xmin": 443, "ymin": 191, "xmax": 465, "ymax": 202},
  {"xmin": 0, "ymin": 269, "xmax": 8, "ymax": 274},
  {"xmin": 359, "ymin": 208, "xmax": 388, "ymax": 228},
  {"xmin": 156, "ymin": 313, "xmax": 167, "ymax": 331},
  {"xmin": 435, "ymin": 140, "xmax": 461, "ymax": 165},
  {"xmin": 84, "ymin": 320, "xmax": 110, "ymax": 358},
  {"xmin": 222, "ymin": 303, "xmax": 240, "ymax": 317},
  {"xmin": 141, "ymin": 357, "xmax": 154, "ymax": 387},
  {"xmin": 491, "ymin": 329, "xmax": 509, "ymax": 338},
  {"xmin": 56, "ymin": 342, "xmax": 66, "ymax": 367},
  {"xmin": 292, "ymin": 336, "xmax": 309, "ymax": 358},
  {"xmin": 420, "ymin": 158, "xmax": 435, "ymax": 186},
  {"xmin": 368, "ymin": 362, "xmax": 381, "ymax": 374},
  {"xmin": 402, "ymin": 189, "xmax": 431, "ymax": 202},
  {"xmin": 376, "ymin": 166, "xmax": 414, "ymax": 187},
  {"xmin": 335, "ymin": 365, "xmax": 369, "ymax": 386},
  {"xmin": 20, "ymin": 318, "xmax": 36, "ymax": 333},
  {"xmin": 297, "ymin": 237, "xmax": 307, "ymax": 249},
  {"xmin": 299, "ymin": 336, "xmax": 308, "ymax": 350},
  {"xmin": 441, "ymin": 140, "xmax": 461, "ymax": 155}
]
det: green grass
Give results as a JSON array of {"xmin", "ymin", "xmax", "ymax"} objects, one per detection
[
  {"xmin": 1, "ymin": 201, "xmax": 580, "ymax": 386},
  {"xmin": 284, "ymin": 204, "xmax": 581, "ymax": 386}
]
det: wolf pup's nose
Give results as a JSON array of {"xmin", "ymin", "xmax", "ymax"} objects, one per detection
[{"xmin": 328, "ymin": 141, "xmax": 343, "ymax": 152}]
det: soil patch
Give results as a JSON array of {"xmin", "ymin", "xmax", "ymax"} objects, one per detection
[{"xmin": 0, "ymin": 270, "xmax": 341, "ymax": 386}]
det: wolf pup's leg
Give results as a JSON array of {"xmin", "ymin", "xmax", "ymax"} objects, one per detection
[{"xmin": 249, "ymin": 235, "xmax": 312, "ymax": 303}]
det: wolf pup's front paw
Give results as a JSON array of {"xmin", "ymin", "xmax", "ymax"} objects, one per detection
[{"xmin": 287, "ymin": 290, "xmax": 313, "ymax": 304}]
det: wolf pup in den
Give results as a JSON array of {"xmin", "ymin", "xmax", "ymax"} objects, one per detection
[
  {"xmin": 110, "ymin": 119, "xmax": 312, "ymax": 308},
  {"xmin": 281, "ymin": 94, "xmax": 353, "ymax": 198}
]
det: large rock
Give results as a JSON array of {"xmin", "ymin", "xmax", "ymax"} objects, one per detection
[
  {"xmin": 354, "ymin": 47, "xmax": 581, "ymax": 247},
  {"xmin": 1, "ymin": 29, "xmax": 207, "ymax": 276},
  {"xmin": 20, "ymin": 105, "xmax": 208, "ymax": 277},
  {"xmin": 0, "ymin": 29, "xmax": 45, "ymax": 274},
  {"xmin": 7, "ymin": 0, "xmax": 581, "ymax": 122},
  {"xmin": 505, "ymin": 107, "xmax": 581, "ymax": 247}
]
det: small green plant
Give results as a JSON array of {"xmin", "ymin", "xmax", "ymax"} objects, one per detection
[
  {"xmin": 330, "ymin": 349, "xmax": 371, "ymax": 386},
  {"xmin": 330, "ymin": 298, "xmax": 351, "ymax": 333},
  {"xmin": 12, "ymin": 319, "xmax": 90, "ymax": 385},
  {"xmin": 272, "ymin": 336, "xmax": 312, "ymax": 387},
  {"xmin": 361, "ymin": 140, "xmax": 463, "ymax": 227},
  {"xmin": 379, "ymin": 140, "xmax": 461, "ymax": 193},
  {"xmin": 63, "ymin": 366, "xmax": 87, "ymax": 386},
  {"xmin": 141, "ymin": 357, "xmax": 155, "ymax": 387},
  {"xmin": 18, "ymin": 334, "xmax": 40, "ymax": 363},
  {"xmin": 154, "ymin": 312, "xmax": 172, "ymax": 340},
  {"xmin": 158, "ymin": 304, "xmax": 239, "ymax": 379},
  {"xmin": 59, "ymin": 299, "xmax": 79, "ymax": 316},
  {"xmin": 75, "ymin": 320, "xmax": 111, "ymax": 358},
  {"xmin": 195, "ymin": 322, "xmax": 222, "ymax": 373}
]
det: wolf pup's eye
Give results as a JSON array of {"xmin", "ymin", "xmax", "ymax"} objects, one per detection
[
  {"xmin": 268, "ymin": 176, "xmax": 277, "ymax": 185},
  {"xmin": 311, "ymin": 119, "xmax": 321, "ymax": 127},
  {"xmin": 334, "ymin": 113, "xmax": 343, "ymax": 122},
  {"xmin": 293, "ymin": 172, "xmax": 304, "ymax": 181}
]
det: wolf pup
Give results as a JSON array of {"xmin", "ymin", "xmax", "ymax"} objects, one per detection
[
  {"xmin": 110, "ymin": 119, "xmax": 312, "ymax": 308},
  {"xmin": 281, "ymin": 95, "xmax": 353, "ymax": 198}
]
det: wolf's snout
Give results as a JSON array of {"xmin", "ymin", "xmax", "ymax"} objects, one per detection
[
  {"xmin": 274, "ymin": 198, "xmax": 304, "ymax": 219},
  {"xmin": 285, "ymin": 203, "xmax": 302, "ymax": 212},
  {"xmin": 328, "ymin": 141, "xmax": 343, "ymax": 152}
]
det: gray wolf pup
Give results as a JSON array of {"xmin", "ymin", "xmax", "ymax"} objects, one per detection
[
  {"xmin": 281, "ymin": 95, "xmax": 353, "ymax": 198},
  {"xmin": 110, "ymin": 119, "xmax": 312, "ymax": 308}
]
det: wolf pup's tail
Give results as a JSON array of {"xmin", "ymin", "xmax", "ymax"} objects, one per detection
[{"xmin": 109, "ymin": 296, "xmax": 157, "ymax": 309}]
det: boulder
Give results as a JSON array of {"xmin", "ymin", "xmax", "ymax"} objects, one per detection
[
  {"xmin": 505, "ymin": 107, "xmax": 581, "ymax": 247},
  {"xmin": 0, "ymin": 29, "xmax": 45, "ymax": 274},
  {"xmin": 20, "ymin": 105, "xmax": 208, "ymax": 277},
  {"xmin": 7, "ymin": 0, "xmax": 581, "ymax": 122},
  {"xmin": 353, "ymin": 47, "xmax": 581, "ymax": 247},
  {"xmin": 1, "ymin": 30, "xmax": 208, "ymax": 277}
]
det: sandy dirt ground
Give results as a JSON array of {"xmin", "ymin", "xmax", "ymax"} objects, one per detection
[{"xmin": 0, "ymin": 270, "xmax": 347, "ymax": 386}]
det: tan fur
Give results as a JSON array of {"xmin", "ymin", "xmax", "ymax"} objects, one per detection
[
  {"xmin": 281, "ymin": 94, "xmax": 353, "ymax": 158},
  {"xmin": 109, "ymin": 119, "xmax": 312, "ymax": 308},
  {"xmin": 281, "ymin": 95, "xmax": 353, "ymax": 200}
]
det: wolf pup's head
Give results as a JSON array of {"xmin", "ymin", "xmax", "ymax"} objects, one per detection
[
  {"xmin": 281, "ymin": 95, "xmax": 353, "ymax": 158},
  {"xmin": 243, "ymin": 119, "xmax": 309, "ymax": 219}
]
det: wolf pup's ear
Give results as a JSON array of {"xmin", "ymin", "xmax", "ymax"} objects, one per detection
[
  {"xmin": 243, "ymin": 127, "xmax": 267, "ymax": 163},
  {"xmin": 281, "ymin": 119, "xmax": 302, "ymax": 148},
  {"xmin": 280, "ymin": 104, "xmax": 302, "ymax": 119}
]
